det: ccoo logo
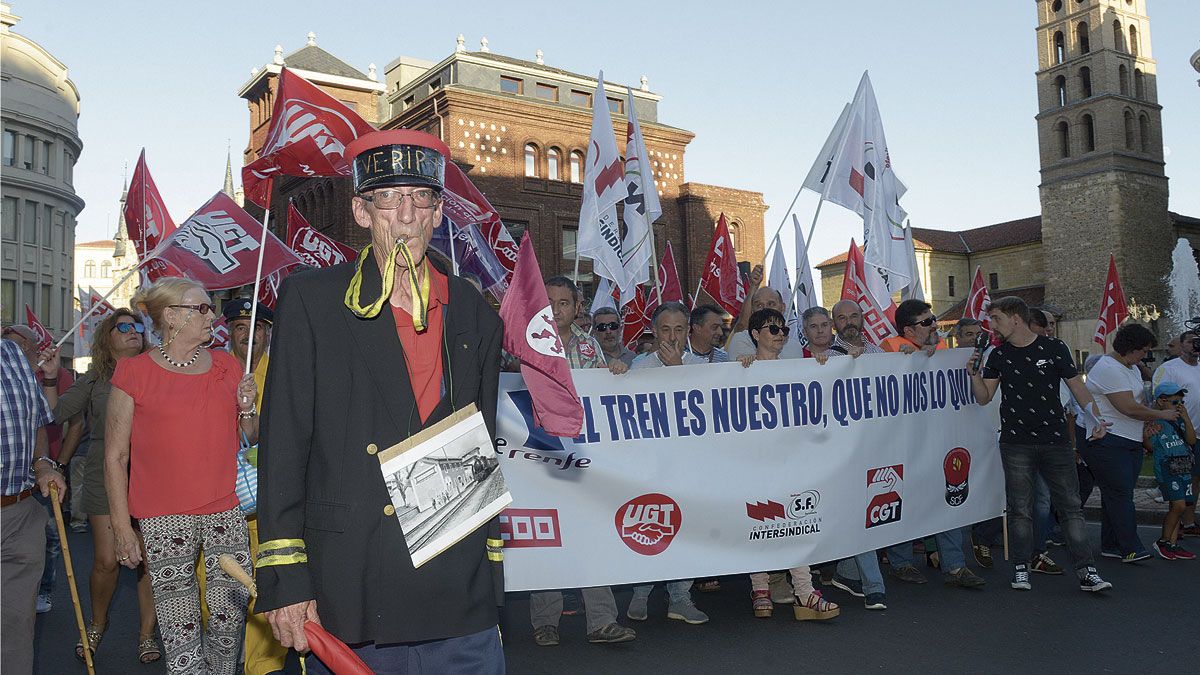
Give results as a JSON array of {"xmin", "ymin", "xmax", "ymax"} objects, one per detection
[
  {"xmin": 866, "ymin": 464, "xmax": 904, "ymax": 528},
  {"xmin": 615, "ymin": 493, "xmax": 681, "ymax": 556}
]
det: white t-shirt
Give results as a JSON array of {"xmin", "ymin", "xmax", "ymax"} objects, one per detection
[
  {"xmin": 1085, "ymin": 355, "xmax": 1147, "ymax": 441},
  {"xmin": 1152, "ymin": 357, "xmax": 1200, "ymax": 422}
]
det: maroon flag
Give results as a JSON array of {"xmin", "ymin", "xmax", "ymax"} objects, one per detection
[
  {"xmin": 286, "ymin": 203, "xmax": 357, "ymax": 267},
  {"xmin": 242, "ymin": 68, "xmax": 376, "ymax": 206},
  {"xmin": 140, "ymin": 256, "xmax": 189, "ymax": 285},
  {"xmin": 24, "ymin": 305, "xmax": 53, "ymax": 350},
  {"xmin": 123, "ymin": 149, "xmax": 178, "ymax": 259},
  {"xmin": 840, "ymin": 239, "xmax": 897, "ymax": 345},
  {"xmin": 208, "ymin": 316, "xmax": 230, "ymax": 350},
  {"xmin": 256, "ymin": 266, "xmax": 296, "ymax": 310},
  {"xmin": 965, "ymin": 266, "xmax": 992, "ymax": 333},
  {"xmin": 153, "ymin": 192, "xmax": 302, "ymax": 291},
  {"xmin": 1094, "ymin": 254, "xmax": 1128, "ymax": 349},
  {"xmin": 699, "ymin": 214, "xmax": 746, "ymax": 316},
  {"xmin": 499, "ymin": 237, "xmax": 583, "ymax": 437},
  {"xmin": 442, "ymin": 161, "xmax": 518, "ymax": 286},
  {"xmin": 620, "ymin": 286, "xmax": 651, "ymax": 350},
  {"xmin": 86, "ymin": 287, "xmax": 117, "ymax": 318},
  {"xmin": 652, "ymin": 241, "xmax": 684, "ymax": 309}
]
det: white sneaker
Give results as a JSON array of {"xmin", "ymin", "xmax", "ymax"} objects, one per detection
[
  {"xmin": 1011, "ymin": 565, "xmax": 1032, "ymax": 591},
  {"xmin": 36, "ymin": 594, "xmax": 51, "ymax": 613}
]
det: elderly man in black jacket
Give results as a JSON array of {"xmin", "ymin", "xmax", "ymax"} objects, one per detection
[{"xmin": 255, "ymin": 129, "xmax": 505, "ymax": 673}]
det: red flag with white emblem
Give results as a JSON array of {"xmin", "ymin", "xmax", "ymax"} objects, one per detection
[
  {"xmin": 620, "ymin": 287, "xmax": 651, "ymax": 350},
  {"xmin": 964, "ymin": 266, "xmax": 992, "ymax": 333},
  {"xmin": 1094, "ymin": 254, "xmax": 1128, "ymax": 349},
  {"xmin": 499, "ymin": 236, "xmax": 583, "ymax": 437},
  {"xmin": 208, "ymin": 316, "xmax": 230, "ymax": 350},
  {"xmin": 242, "ymin": 68, "xmax": 376, "ymax": 206},
  {"xmin": 123, "ymin": 149, "xmax": 178, "ymax": 259},
  {"xmin": 699, "ymin": 214, "xmax": 746, "ymax": 316},
  {"xmin": 286, "ymin": 203, "xmax": 357, "ymax": 267},
  {"xmin": 840, "ymin": 239, "xmax": 897, "ymax": 345},
  {"xmin": 650, "ymin": 241, "xmax": 684, "ymax": 310},
  {"xmin": 24, "ymin": 305, "xmax": 53, "ymax": 351}
]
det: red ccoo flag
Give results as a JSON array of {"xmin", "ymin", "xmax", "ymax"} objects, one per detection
[
  {"xmin": 620, "ymin": 286, "xmax": 651, "ymax": 350},
  {"xmin": 286, "ymin": 203, "xmax": 357, "ymax": 267},
  {"xmin": 242, "ymin": 68, "xmax": 376, "ymax": 206},
  {"xmin": 499, "ymin": 236, "xmax": 583, "ymax": 437},
  {"xmin": 24, "ymin": 305, "xmax": 53, "ymax": 351},
  {"xmin": 651, "ymin": 241, "xmax": 684, "ymax": 310},
  {"xmin": 123, "ymin": 149, "xmax": 178, "ymax": 259},
  {"xmin": 1094, "ymin": 254, "xmax": 1128, "ymax": 349},
  {"xmin": 840, "ymin": 239, "xmax": 897, "ymax": 345},
  {"xmin": 699, "ymin": 214, "xmax": 746, "ymax": 316},
  {"xmin": 964, "ymin": 266, "xmax": 992, "ymax": 334}
]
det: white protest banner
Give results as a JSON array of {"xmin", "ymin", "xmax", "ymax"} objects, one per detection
[{"xmin": 494, "ymin": 350, "xmax": 1002, "ymax": 591}]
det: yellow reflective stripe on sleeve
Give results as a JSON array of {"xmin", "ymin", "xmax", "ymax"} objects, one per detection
[
  {"xmin": 487, "ymin": 551, "xmax": 503, "ymax": 562},
  {"xmin": 259, "ymin": 538, "xmax": 306, "ymax": 553},
  {"xmin": 486, "ymin": 538, "xmax": 504, "ymax": 548},
  {"xmin": 256, "ymin": 552, "xmax": 309, "ymax": 568}
]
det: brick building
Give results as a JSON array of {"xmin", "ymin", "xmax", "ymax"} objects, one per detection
[
  {"xmin": 819, "ymin": 0, "xmax": 1199, "ymax": 363},
  {"xmin": 237, "ymin": 34, "xmax": 766, "ymax": 297}
]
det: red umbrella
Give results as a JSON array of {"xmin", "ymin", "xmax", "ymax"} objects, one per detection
[{"xmin": 304, "ymin": 621, "xmax": 372, "ymax": 675}]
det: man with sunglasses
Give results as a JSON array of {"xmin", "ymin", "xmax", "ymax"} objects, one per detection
[
  {"xmin": 880, "ymin": 300, "xmax": 943, "ymax": 356},
  {"xmin": 591, "ymin": 307, "xmax": 636, "ymax": 368},
  {"xmin": 256, "ymin": 130, "xmax": 506, "ymax": 673}
]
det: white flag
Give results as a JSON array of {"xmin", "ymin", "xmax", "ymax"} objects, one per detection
[
  {"xmin": 900, "ymin": 224, "xmax": 925, "ymax": 302},
  {"xmin": 767, "ymin": 235, "xmax": 800, "ymax": 339},
  {"xmin": 620, "ymin": 87, "xmax": 661, "ymax": 303},
  {"xmin": 591, "ymin": 276, "xmax": 618, "ymax": 315},
  {"xmin": 791, "ymin": 214, "xmax": 818, "ymax": 313},
  {"xmin": 577, "ymin": 71, "xmax": 628, "ymax": 292},
  {"xmin": 801, "ymin": 103, "xmax": 852, "ymax": 197},
  {"xmin": 822, "ymin": 73, "xmax": 911, "ymax": 293}
]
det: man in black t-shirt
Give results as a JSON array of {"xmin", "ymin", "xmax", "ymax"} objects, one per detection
[{"xmin": 970, "ymin": 296, "xmax": 1113, "ymax": 593}]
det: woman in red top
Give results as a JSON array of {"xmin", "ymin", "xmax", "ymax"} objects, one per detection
[{"xmin": 105, "ymin": 278, "xmax": 258, "ymax": 675}]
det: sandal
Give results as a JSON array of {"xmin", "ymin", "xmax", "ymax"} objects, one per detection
[
  {"xmin": 75, "ymin": 623, "xmax": 104, "ymax": 661},
  {"xmin": 137, "ymin": 635, "xmax": 162, "ymax": 664}
]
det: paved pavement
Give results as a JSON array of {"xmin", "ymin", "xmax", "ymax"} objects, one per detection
[{"xmin": 32, "ymin": 524, "xmax": 1195, "ymax": 674}]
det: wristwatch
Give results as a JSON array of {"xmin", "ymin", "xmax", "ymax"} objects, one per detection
[{"xmin": 31, "ymin": 456, "xmax": 62, "ymax": 473}]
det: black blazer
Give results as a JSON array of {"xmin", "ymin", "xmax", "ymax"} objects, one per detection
[{"xmin": 255, "ymin": 251, "xmax": 504, "ymax": 645}]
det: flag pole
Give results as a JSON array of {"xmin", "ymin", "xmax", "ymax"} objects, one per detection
[
  {"xmin": 51, "ymin": 253, "xmax": 159, "ymax": 351},
  {"xmin": 763, "ymin": 184, "xmax": 807, "ymax": 265},
  {"xmin": 448, "ymin": 219, "xmax": 459, "ymax": 275},
  {"xmin": 244, "ymin": 203, "xmax": 272, "ymax": 377}
]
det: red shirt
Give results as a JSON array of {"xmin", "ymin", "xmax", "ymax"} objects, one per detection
[
  {"xmin": 110, "ymin": 350, "xmax": 241, "ymax": 518},
  {"xmin": 38, "ymin": 369, "xmax": 75, "ymax": 460},
  {"xmin": 391, "ymin": 264, "xmax": 448, "ymax": 423}
]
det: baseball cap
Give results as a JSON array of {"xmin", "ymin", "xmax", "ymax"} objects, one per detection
[{"xmin": 1154, "ymin": 381, "xmax": 1188, "ymax": 398}]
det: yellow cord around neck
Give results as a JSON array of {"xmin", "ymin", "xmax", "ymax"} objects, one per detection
[{"xmin": 344, "ymin": 239, "xmax": 430, "ymax": 331}]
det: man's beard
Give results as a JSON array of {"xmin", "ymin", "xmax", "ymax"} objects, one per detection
[{"xmin": 841, "ymin": 324, "xmax": 861, "ymax": 341}]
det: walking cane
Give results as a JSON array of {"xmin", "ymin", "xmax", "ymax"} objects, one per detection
[{"xmin": 49, "ymin": 482, "xmax": 95, "ymax": 675}]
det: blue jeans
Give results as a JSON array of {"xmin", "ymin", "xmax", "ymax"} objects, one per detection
[
  {"xmin": 34, "ymin": 492, "xmax": 60, "ymax": 597},
  {"xmin": 836, "ymin": 550, "xmax": 886, "ymax": 595},
  {"xmin": 1081, "ymin": 434, "xmax": 1147, "ymax": 556},
  {"xmin": 1000, "ymin": 442, "xmax": 1095, "ymax": 569},
  {"xmin": 632, "ymin": 580, "xmax": 692, "ymax": 604},
  {"xmin": 304, "ymin": 625, "xmax": 504, "ymax": 675},
  {"xmin": 888, "ymin": 528, "xmax": 966, "ymax": 572}
]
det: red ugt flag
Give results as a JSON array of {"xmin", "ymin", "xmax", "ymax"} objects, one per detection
[
  {"xmin": 620, "ymin": 287, "xmax": 651, "ymax": 350},
  {"xmin": 154, "ymin": 192, "xmax": 302, "ymax": 291},
  {"xmin": 123, "ymin": 149, "xmax": 178, "ymax": 259},
  {"xmin": 699, "ymin": 214, "xmax": 746, "ymax": 316},
  {"xmin": 24, "ymin": 305, "xmax": 53, "ymax": 351},
  {"xmin": 499, "ymin": 236, "xmax": 583, "ymax": 437},
  {"xmin": 1094, "ymin": 254, "xmax": 1128, "ymax": 349},
  {"xmin": 965, "ymin": 266, "xmax": 992, "ymax": 333},
  {"xmin": 242, "ymin": 67, "xmax": 376, "ymax": 206},
  {"xmin": 840, "ymin": 239, "xmax": 897, "ymax": 345},
  {"xmin": 286, "ymin": 203, "xmax": 357, "ymax": 267}
]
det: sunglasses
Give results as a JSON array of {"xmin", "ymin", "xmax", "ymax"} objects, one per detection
[
  {"xmin": 169, "ymin": 303, "xmax": 216, "ymax": 315},
  {"xmin": 114, "ymin": 322, "xmax": 146, "ymax": 334},
  {"xmin": 907, "ymin": 316, "xmax": 936, "ymax": 328},
  {"xmin": 594, "ymin": 321, "xmax": 620, "ymax": 332},
  {"xmin": 758, "ymin": 324, "xmax": 791, "ymax": 337}
]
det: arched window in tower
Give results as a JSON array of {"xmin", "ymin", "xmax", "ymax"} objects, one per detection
[
  {"xmin": 569, "ymin": 151, "xmax": 583, "ymax": 184},
  {"xmin": 546, "ymin": 148, "xmax": 560, "ymax": 181},
  {"xmin": 1056, "ymin": 120, "xmax": 1071, "ymax": 158},
  {"xmin": 1118, "ymin": 64, "xmax": 1129, "ymax": 95},
  {"xmin": 1081, "ymin": 114, "xmax": 1095, "ymax": 152},
  {"xmin": 1128, "ymin": 25, "xmax": 1138, "ymax": 57},
  {"xmin": 1134, "ymin": 68, "xmax": 1145, "ymax": 99},
  {"xmin": 84, "ymin": 260, "xmax": 95, "ymax": 278},
  {"xmin": 728, "ymin": 222, "xmax": 741, "ymax": 252},
  {"xmin": 1053, "ymin": 31, "xmax": 1065, "ymax": 64},
  {"xmin": 1055, "ymin": 75, "xmax": 1067, "ymax": 106},
  {"xmin": 101, "ymin": 260, "xmax": 112, "ymax": 278},
  {"xmin": 1112, "ymin": 19, "xmax": 1124, "ymax": 52},
  {"xmin": 524, "ymin": 143, "xmax": 539, "ymax": 178},
  {"xmin": 1079, "ymin": 67, "xmax": 1092, "ymax": 98},
  {"xmin": 1051, "ymin": 0, "xmax": 1062, "ymax": 12},
  {"xmin": 1139, "ymin": 114, "xmax": 1151, "ymax": 152},
  {"xmin": 1076, "ymin": 22, "xmax": 1089, "ymax": 54},
  {"xmin": 1124, "ymin": 111, "xmax": 1135, "ymax": 149}
]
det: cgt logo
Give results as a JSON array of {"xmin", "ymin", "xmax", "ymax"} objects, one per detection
[
  {"xmin": 944, "ymin": 448, "xmax": 971, "ymax": 507},
  {"xmin": 866, "ymin": 464, "xmax": 904, "ymax": 528},
  {"xmin": 615, "ymin": 493, "xmax": 681, "ymax": 556},
  {"xmin": 498, "ymin": 509, "xmax": 561, "ymax": 548}
]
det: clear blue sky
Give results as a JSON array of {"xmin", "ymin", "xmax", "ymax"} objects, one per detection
[{"xmin": 15, "ymin": 1, "xmax": 1200, "ymax": 287}]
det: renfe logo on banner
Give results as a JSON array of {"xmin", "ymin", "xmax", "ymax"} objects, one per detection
[
  {"xmin": 616, "ymin": 493, "xmax": 681, "ymax": 556},
  {"xmin": 866, "ymin": 464, "xmax": 904, "ymax": 528}
]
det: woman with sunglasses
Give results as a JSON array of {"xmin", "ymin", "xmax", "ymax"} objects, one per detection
[
  {"xmin": 105, "ymin": 278, "xmax": 257, "ymax": 675},
  {"xmin": 737, "ymin": 308, "xmax": 841, "ymax": 622},
  {"xmin": 39, "ymin": 309, "xmax": 163, "ymax": 664}
]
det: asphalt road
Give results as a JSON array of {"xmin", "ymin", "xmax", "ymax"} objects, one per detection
[{"xmin": 33, "ymin": 524, "xmax": 1194, "ymax": 674}]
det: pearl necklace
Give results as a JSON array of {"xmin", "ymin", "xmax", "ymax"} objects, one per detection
[{"xmin": 158, "ymin": 343, "xmax": 201, "ymax": 369}]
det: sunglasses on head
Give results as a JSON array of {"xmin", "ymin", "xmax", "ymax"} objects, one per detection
[
  {"xmin": 169, "ymin": 303, "xmax": 216, "ymax": 315},
  {"xmin": 594, "ymin": 321, "xmax": 620, "ymax": 333},
  {"xmin": 114, "ymin": 322, "xmax": 146, "ymax": 334},
  {"xmin": 758, "ymin": 324, "xmax": 791, "ymax": 337}
]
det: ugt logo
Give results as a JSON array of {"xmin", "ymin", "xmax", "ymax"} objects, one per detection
[
  {"xmin": 615, "ymin": 493, "xmax": 680, "ymax": 556},
  {"xmin": 866, "ymin": 464, "xmax": 903, "ymax": 528}
]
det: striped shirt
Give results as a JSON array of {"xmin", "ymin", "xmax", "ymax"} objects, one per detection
[
  {"xmin": 1, "ymin": 340, "xmax": 53, "ymax": 495},
  {"xmin": 834, "ymin": 334, "xmax": 884, "ymax": 355}
]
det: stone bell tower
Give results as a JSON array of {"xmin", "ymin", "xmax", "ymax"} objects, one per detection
[{"xmin": 1034, "ymin": 0, "xmax": 1172, "ymax": 351}]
